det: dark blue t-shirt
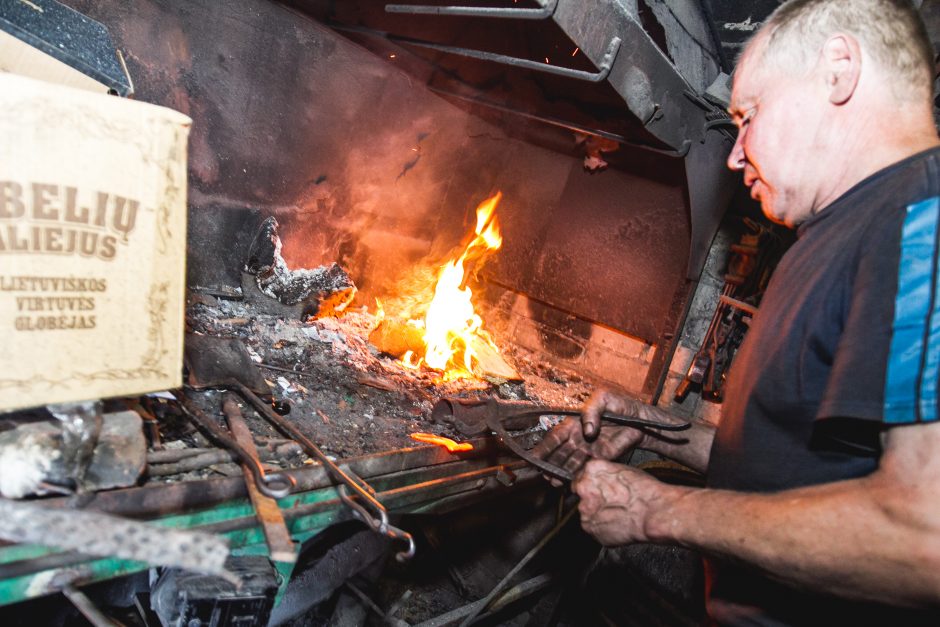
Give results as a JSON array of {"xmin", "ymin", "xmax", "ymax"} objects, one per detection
[{"xmin": 706, "ymin": 147, "xmax": 940, "ymax": 625}]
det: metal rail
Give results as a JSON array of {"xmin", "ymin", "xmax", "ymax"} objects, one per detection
[
  {"xmin": 0, "ymin": 442, "xmax": 537, "ymax": 608},
  {"xmin": 385, "ymin": 0, "xmax": 557, "ymax": 19},
  {"xmin": 400, "ymin": 35, "xmax": 622, "ymax": 83},
  {"xmin": 427, "ymin": 86, "xmax": 692, "ymax": 158}
]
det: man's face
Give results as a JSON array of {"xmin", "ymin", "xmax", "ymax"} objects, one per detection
[{"xmin": 727, "ymin": 52, "xmax": 826, "ymax": 227}]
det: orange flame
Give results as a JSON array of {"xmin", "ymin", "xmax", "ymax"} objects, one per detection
[
  {"xmin": 407, "ymin": 192, "xmax": 503, "ymax": 380},
  {"xmin": 410, "ymin": 432, "xmax": 474, "ymax": 452}
]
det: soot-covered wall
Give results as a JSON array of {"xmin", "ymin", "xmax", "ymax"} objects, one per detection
[{"xmin": 60, "ymin": 0, "xmax": 691, "ymax": 349}]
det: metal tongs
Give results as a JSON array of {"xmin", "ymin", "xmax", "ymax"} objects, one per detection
[
  {"xmin": 184, "ymin": 334, "xmax": 415, "ymax": 561},
  {"xmin": 432, "ymin": 396, "xmax": 692, "ymax": 482}
]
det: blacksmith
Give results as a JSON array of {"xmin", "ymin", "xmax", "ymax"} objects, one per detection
[{"xmin": 536, "ymin": 0, "xmax": 940, "ymax": 624}]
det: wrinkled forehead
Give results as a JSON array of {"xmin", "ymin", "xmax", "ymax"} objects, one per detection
[{"xmin": 729, "ymin": 44, "xmax": 764, "ymax": 112}]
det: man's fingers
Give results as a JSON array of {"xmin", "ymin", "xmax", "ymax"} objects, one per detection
[
  {"xmin": 531, "ymin": 418, "xmax": 576, "ymax": 459},
  {"xmin": 582, "ymin": 390, "xmax": 613, "ymax": 439},
  {"xmin": 599, "ymin": 425, "xmax": 643, "ymax": 458},
  {"xmin": 562, "ymin": 447, "xmax": 592, "ymax": 475}
]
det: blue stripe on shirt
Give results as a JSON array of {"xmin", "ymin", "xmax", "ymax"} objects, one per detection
[{"xmin": 884, "ymin": 196, "xmax": 940, "ymax": 423}]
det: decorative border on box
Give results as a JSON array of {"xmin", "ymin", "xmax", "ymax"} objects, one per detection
[{"xmin": 0, "ymin": 114, "xmax": 186, "ymax": 399}]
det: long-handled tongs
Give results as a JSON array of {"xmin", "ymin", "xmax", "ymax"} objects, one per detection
[
  {"xmin": 432, "ymin": 396, "xmax": 692, "ymax": 482},
  {"xmin": 184, "ymin": 334, "xmax": 415, "ymax": 560},
  {"xmin": 227, "ymin": 378, "xmax": 415, "ymax": 561}
]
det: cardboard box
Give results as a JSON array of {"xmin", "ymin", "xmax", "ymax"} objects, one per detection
[{"xmin": 0, "ymin": 71, "xmax": 191, "ymax": 411}]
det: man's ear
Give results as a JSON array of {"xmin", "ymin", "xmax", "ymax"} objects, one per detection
[{"xmin": 822, "ymin": 34, "xmax": 861, "ymax": 105}]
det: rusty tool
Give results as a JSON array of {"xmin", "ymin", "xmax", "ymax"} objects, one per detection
[
  {"xmin": 222, "ymin": 394, "xmax": 296, "ymax": 563},
  {"xmin": 184, "ymin": 333, "xmax": 416, "ymax": 561},
  {"xmin": 173, "ymin": 391, "xmax": 295, "ymax": 498},
  {"xmin": 433, "ymin": 396, "xmax": 691, "ymax": 482}
]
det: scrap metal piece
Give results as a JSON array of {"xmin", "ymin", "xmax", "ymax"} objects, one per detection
[
  {"xmin": 47, "ymin": 401, "xmax": 103, "ymax": 492},
  {"xmin": 0, "ymin": 499, "xmax": 230, "ymax": 576},
  {"xmin": 185, "ymin": 333, "xmax": 272, "ymax": 398},
  {"xmin": 0, "ymin": 410, "xmax": 146, "ymax": 499}
]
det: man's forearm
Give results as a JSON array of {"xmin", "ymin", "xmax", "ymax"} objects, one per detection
[
  {"xmin": 640, "ymin": 418, "xmax": 716, "ymax": 474},
  {"xmin": 646, "ymin": 474, "xmax": 940, "ymax": 607}
]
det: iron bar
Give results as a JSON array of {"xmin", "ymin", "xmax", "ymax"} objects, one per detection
[
  {"xmin": 385, "ymin": 0, "xmax": 557, "ymax": 19},
  {"xmin": 719, "ymin": 294, "xmax": 758, "ymax": 316},
  {"xmin": 63, "ymin": 586, "xmax": 121, "ymax": 627},
  {"xmin": 345, "ymin": 581, "xmax": 411, "ymax": 627},
  {"xmin": 414, "ymin": 573, "xmax": 553, "ymax": 627},
  {"xmin": 458, "ymin": 506, "xmax": 577, "ymax": 626}
]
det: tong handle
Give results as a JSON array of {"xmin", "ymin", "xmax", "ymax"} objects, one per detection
[
  {"xmin": 598, "ymin": 411, "xmax": 691, "ymax": 432},
  {"xmin": 339, "ymin": 485, "xmax": 417, "ymax": 562},
  {"xmin": 526, "ymin": 407, "xmax": 691, "ymax": 432}
]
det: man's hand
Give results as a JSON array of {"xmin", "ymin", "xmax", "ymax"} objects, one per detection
[
  {"xmin": 572, "ymin": 459, "xmax": 684, "ymax": 546},
  {"xmin": 531, "ymin": 390, "xmax": 648, "ymax": 485}
]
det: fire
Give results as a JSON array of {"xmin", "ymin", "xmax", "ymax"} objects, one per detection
[
  {"xmin": 409, "ymin": 192, "xmax": 504, "ymax": 379},
  {"xmin": 410, "ymin": 432, "xmax": 474, "ymax": 452}
]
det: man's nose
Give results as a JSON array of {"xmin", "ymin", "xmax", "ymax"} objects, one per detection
[{"xmin": 727, "ymin": 133, "xmax": 746, "ymax": 171}]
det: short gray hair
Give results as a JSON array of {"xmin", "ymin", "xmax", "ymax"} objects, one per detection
[{"xmin": 750, "ymin": 0, "xmax": 935, "ymax": 101}]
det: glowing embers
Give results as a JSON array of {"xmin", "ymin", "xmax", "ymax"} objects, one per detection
[
  {"xmin": 404, "ymin": 192, "xmax": 504, "ymax": 381},
  {"xmin": 409, "ymin": 432, "xmax": 473, "ymax": 453}
]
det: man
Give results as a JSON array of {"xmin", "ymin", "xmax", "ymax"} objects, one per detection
[{"xmin": 535, "ymin": 0, "xmax": 940, "ymax": 624}]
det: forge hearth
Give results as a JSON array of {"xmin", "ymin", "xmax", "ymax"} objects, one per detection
[{"xmin": 185, "ymin": 281, "xmax": 593, "ymax": 462}]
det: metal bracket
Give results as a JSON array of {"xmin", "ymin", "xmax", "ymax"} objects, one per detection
[
  {"xmin": 386, "ymin": 0, "xmax": 558, "ymax": 19},
  {"xmin": 400, "ymin": 35, "xmax": 622, "ymax": 83}
]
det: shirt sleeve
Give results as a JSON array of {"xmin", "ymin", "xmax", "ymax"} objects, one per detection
[{"xmin": 817, "ymin": 198, "xmax": 940, "ymax": 427}]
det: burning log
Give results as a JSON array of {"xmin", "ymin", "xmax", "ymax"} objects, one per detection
[
  {"xmin": 369, "ymin": 318, "xmax": 520, "ymax": 382},
  {"xmin": 370, "ymin": 192, "xmax": 521, "ymax": 383},
  {"xmin": 242, "ymin": 217, "xmax": 356, "ymax": 319},
  {"xmin": 468, "ymin": 336, "xmax": 522, "ymax": 383},
  {"xmin": 368, "ymin": 318, "xmax": 425, "ymax": 359}
]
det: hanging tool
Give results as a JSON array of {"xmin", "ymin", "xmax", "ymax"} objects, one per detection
[{"xmin": 675, "ymin": 218, "xmax": 782, "ymax": 402}]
